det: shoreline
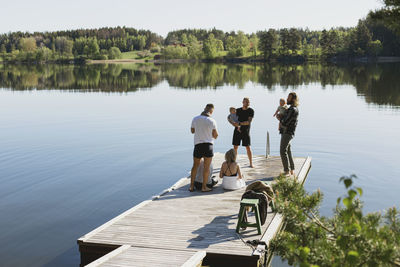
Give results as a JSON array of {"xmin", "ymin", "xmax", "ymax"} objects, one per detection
[{"xmin": 1, "ymin": 56, "xmax": 400, "ymax": 65}]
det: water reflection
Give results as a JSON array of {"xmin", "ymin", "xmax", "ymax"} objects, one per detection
[{"xmin": 0, "ymin": 63, "xmax": 399, "ymax": 107}]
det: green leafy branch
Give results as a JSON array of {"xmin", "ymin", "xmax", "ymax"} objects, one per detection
[{"xmin": 270, "ymin": 174, "xmax": 400, "ymax": 266}]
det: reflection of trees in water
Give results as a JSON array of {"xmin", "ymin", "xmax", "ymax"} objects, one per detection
[
  {"xmin": 0, "ymin": 64, "xmax": 163, "ymax": 92},
  {"xmin": 350, "ymin": 64, "xmax": 400, "ymax": 107},
  {"xmin": 0, "ymin": 63, "xmax": 399, "ymax": 107}
]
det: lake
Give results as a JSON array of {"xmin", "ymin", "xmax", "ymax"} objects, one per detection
[{"xmin": 0, "ymin": 63, "xmax": 399, "ymax": 266}]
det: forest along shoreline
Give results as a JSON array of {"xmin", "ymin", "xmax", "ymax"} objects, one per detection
[{"xmin": 1, "ymin": 2, "xmax": 400, "ymax": 65}]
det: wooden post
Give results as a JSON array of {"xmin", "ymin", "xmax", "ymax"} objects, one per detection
[{"xmin": 266, "ymin": 131, "xmax": 270, "ymax": 158}]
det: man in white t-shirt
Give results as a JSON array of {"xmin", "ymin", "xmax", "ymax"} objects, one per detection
[{"xmin": 190, "ymin": 103, "xmax": 219, "ymax": 192}]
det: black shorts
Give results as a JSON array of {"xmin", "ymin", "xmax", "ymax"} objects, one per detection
[
  {"xmin": 232, "ymin": 128, "xmax": 251, "ymax": 146},
  {"xmin": 193, "ymin": 143, "xmax": 214, "ymax": 158}
]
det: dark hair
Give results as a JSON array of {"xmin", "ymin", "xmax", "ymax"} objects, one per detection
[
  {"xmin": 289, "ymin": 92, "xmax": 299, "ymax": 107},
  {"xmin": 204, "ymin": 103, "xmax": 214, "ymax": 112}
]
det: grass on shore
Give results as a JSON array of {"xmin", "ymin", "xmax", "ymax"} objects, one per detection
[{"xmin": 120, "ymin": 51, "xmax": 158, "ymax": 60}]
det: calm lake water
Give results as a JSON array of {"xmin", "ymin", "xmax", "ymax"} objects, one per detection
[{"xmin": 0, "ymin": 63, "xmax": 399, "ymax": 266}]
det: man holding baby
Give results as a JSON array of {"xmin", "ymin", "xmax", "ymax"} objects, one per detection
[{"xmin": 228, "ymin": 97, "xmax": 254, "ymax": 168}]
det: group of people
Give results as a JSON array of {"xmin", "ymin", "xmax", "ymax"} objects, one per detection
[{"xmin": 189, "ymin": 93, "xmax": 299, "ymax": 192}]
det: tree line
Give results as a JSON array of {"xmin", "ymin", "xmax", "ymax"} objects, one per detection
[
  {"xmin": 0, "ymin": 1, "xmax": 399, "ymax": 63},
  {"xmin": 0, "ymin": 27, "xmax": 163, "ymax": 62}
]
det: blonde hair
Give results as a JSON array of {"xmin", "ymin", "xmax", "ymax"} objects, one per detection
[
  {"xmin": 229, "ymin": 107, "xmax": 236, "ymax": 112},
  {"xmin": 280, "ymin": 98, "xmax": 286, "ymax": 104},
  {"xmin": 225, "ymin": 149, "xmax": 237, "ymax": 164}
]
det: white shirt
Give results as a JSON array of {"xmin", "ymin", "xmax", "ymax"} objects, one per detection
[{"xmin": 191, "ymin": 115, "xmax": 217, "ymax": 145}]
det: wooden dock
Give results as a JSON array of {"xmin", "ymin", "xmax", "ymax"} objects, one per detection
[{"xmin": 78, "ymin": 153, "xmax": 311, "ymax": 267}]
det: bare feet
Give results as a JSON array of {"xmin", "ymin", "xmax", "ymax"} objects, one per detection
[
  {"xmin": 250, "ymin": 164, "xmax": 254, "ymax": 168},
  {"xmin": 290, "ymin": 170, "xmax": 295, "ymax": 176},
  {"xmin": 201, "ymin": 187, "xmax": 212, "ymax": 192},
  {"xmin": 189, "ymin": 186, "xmax": 195, "ymax": 192}
]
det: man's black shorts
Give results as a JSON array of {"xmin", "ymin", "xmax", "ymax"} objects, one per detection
[
  {"xmin": 193, "ymin": 143, "xmax": 214, "ymax": 158},
  {"xmin": 232, "ymin": 128, "xmax": 251, "ymax": 146}
]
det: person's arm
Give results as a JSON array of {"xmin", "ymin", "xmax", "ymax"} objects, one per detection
[
  {"xmin": 191, "ymin": 118, "xmax": 195, "ymax": 134},
  {"xmin": 212, "ymin": 120, "xmax": 218, "ymax": 139},
  {"xmin": 273, "ymin": 108, "xmax": 279, "ymax": 117},
  {"xmin": 237, "ymin": 165, "xmax": 242, "ymax": 179},
  {"xmin": 227, "ymin": 116, "xmax": 239, "ymax": 127},
  {"xmin": 240, "ymin": 117, "xmax": 253, "ymax": 126},
  {"xmin": 219, "ymin": 163, "xmax": 225, "ymax": 178},
  {"xmin": 212, "ymin": 129, "xmax": 218, "ymax": 139}
]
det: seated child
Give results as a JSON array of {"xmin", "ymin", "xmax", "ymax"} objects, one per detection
[
  {"xmin": 220, "ymin": 149, "xmax": 245, "ymax": 190},
  {"xmin": 227, "ymin": 107, "xmax": 241, "ymax": 132},
  {"xmin": 273, "ymin": 98, "xmax": 288, "ymax": 131}
]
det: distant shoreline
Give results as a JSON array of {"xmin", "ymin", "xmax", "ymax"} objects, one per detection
[
  {"xmin": 86, "ymin": 56, "xmax": 400, "ymax": 64},
  {"xmin": 1, "ymin": 56, "xmax": 400, "ymax": 65}
]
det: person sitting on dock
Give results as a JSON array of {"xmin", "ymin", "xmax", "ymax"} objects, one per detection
[
  {"xmin": 190, "ymin": 103, "xmax": 219, "ymax": 192},
  {"xmin": 194, "ymin": 159, "xmax": 218, "ymax": 190},
  {"xmin": 279, "ymin": 92, "xmax": 299, "ymax": 177},
  {"xmin": 220, "ymin": 149, "xmax": 245, "ymax": 190}
]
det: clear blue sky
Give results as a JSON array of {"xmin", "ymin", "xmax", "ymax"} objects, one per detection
[{"xmin": 0, "ymin": 0, "xmax": 382, "ymax": 36}]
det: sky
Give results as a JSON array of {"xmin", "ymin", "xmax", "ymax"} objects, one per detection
[{"xmin": 0, "ymin": 0, "xmax": 383, "ymax": 36}]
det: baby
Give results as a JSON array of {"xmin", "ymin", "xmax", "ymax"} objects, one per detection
[
  {"xmin": 273, "ymin": 98, "xmax": 288, "ymax": 130},
  {"xmin": 227, "ymin": 107, "xmax": 241, "ymax": 132}
]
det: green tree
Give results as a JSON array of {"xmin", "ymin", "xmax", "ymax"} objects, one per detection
[
  {"xmin": 19, "ymin": 37, "xmax": 37, "ymax": 52},
  {"xmin": 181, "ymin": 33, "xmax": 189, "ymax": 46},
  {"xmin": 281, "ymin": 28, "xmax": 301, "ymax": 55},
  {"xmin": 133, "ymin": 35, "xmax": 146, "ymax": 50},
  {"xmin": 369, "ymin": 0, "xmax": 400, "ymax": 34},
  {"xmin": 162, "ymin": 45, "xmax": 189, "ymax": 59},
  {"xmin": 349, "ymin": 20, "xmax": 372, "ymax": 56},
  {"xmin": 55, "ymin": 37, "xmax": 73, "ymax": 57},
  {"xmin": 202, "ymin": 33, "xmax": 218, "ymax": 59},
  {"xmin": 35, "ymin": 46, "xmax": 53, "ymax": 62},
  {"xmin": 187, "ymin": 35, "xmax": 203, "ymax": 59},
  {"xmin": 368, "ymin": 39, "xmax": 383, "ymax": 56},
  {"xmin": 270, "ymin": 175, "xmax": 400, "ymax": 266},
  {"xmin": 84, "ymin": 38, "xmax": 100, "ymax": 58},
  {"xmin": 0, "ymin": 44, "xmax": 6, "ymax": 61},
  {"xmin": 108, "ymin": 47, "xmax": 122, "ymax": 59},
  {"xmin": 235, "ymin": 31, "xmax": 249, "ymax": 56},
  {"xmin": 73, "ymin": 37, "xmax": 88, "ymax": 56},
  {"xmin": 320, "ymin": 30, "xmax": 340, "ymax": 57},
  {"xmin": 216, "ymin": 39, "xmax": 224, "ymax": 52},
  {"xmin": 258, "ymin": 29, "xmax": 278, "ymax": 59},
  {"xmin": 249, "ymin": 34, "xmax": 259, "ymax": 57},
  {"xmin": 225, "ymin": 36, "xmax": 236, "ymax": 51}
]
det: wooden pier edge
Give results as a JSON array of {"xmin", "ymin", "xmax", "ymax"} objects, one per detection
[
  {"xmin": 85, "ymin": 245, "xmax": 131, "ymax": 267},
  {"xmin": 181, "ymin": 251, "xmax": 207, "ymax": 267},
  {"xmin": 253, "ymin": 156, "xmax": 312, "ymax": 265}
]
